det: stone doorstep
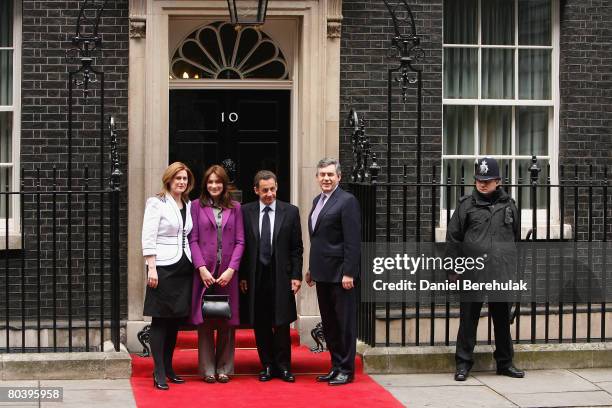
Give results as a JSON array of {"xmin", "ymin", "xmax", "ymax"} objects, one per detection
[
  {"xmin": 360, "ymin": 342, "xmax": 612, "ymax": 374},
  {"xmin": 0, "ymin": 342, "xmax": 132, "ymax": 380}
]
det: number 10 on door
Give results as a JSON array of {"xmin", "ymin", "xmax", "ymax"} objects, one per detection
[{"xmin": 221, "ymin": 112, "xmax": 239, "ymax": 123}]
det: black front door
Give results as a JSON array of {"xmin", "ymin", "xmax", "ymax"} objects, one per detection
[{"xmin": 169, "ymin": 90, "xmax": 290, "ymax": 203}]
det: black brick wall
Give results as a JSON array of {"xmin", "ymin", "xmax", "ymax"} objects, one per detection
[
  {"xmin": 560, "ymin": 0, "xmax": 612, "ymax": 169},
  {"xmin": 1, "ymin": 0, "xmax": 129, "ymax": 325},
  {"xmin": 4, "ymin": 0, "xmax": 612, "ymax": 327},
  {"xmin": 559, "ymin": 0, "xmax": 612, "ymax": 241},
  {"xmin": 340, "ymin": 0, "xmax": 443, "ymax": 242}
]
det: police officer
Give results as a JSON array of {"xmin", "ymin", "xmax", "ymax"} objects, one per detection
[{"xmin": 446, "ymin": 157, "xmax": 525, "ymax": 381}]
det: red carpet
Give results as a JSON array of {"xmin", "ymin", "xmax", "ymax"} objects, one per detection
[{"xmin": 130, "ymin": 329, "xmax": 404, "ymax": 408}]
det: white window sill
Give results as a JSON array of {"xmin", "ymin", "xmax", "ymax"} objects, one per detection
[{"xmin": 0, "ymin": 232, "xmax": 23, "ymax": 250}]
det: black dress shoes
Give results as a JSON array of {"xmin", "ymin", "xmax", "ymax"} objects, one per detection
[
  {"xmin": 277, "ymin": 369, "xmax": 295, "ymax": 383},
  {"xmin": 153, "ymin": 373, "xmax": 169, "ymax": 390},
  {"xmin": 496, "ymin": 365, "xmax": 525, "ymax": 378},
  {"xmin": 259, "ymin": 366, "xmax": 274, "ymax": 382},
  {"xmin": 166, "ymin": 373, "xmax": 185, "ymax": 384},
  {"xmin": 454, "ymin": 367, "xmax": 469, "ymax": 382},
  {"xmin": 316, "ymin": 369, "xmax": 339, "ymax": 382},
  {"xmin": 328, "ymin": 372, "xmax": 354, "ymax": 386}
]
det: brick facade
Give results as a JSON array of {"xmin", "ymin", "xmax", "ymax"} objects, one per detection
[
  {"xmin": 1, "ymin": 0, "xmax": 129, "ymax": 326},
  {"xmin": 1, "ymin": 0, "xmax": 611, "ymax": 335},
  {"xmin": 559, "ymin": 0, "xmax": 612, "ymax": 241},
  {"xmin": 559, "ymin": 0, "xmax": 612, "ymax": 169},
  {"xmin": 340, "ymin": 0, "xmax": 443, "ymax": 242},
  {"xmin": 340, "ymin": 0, "xmax": 612, "ymax": 242}
]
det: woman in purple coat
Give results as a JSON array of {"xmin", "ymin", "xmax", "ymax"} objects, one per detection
[{"xmin": 188, "ymin": 165, "xmax": 245, "ymax": 384}]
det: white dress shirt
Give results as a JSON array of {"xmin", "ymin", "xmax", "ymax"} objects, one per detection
[{"xmin": 259, "ymin": 200, "xmax": 276, "ymax": 249}]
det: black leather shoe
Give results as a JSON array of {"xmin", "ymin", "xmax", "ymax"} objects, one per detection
[
  {"xmin": 166, "ymin": 373, "xmax": 185, "ymax": 384},
  {"xmin": 496, "ymin": 365, "xmax": 525, "ymax": 378},
  {"xmin": 316, "ymin": 369, "xmax": 339, "ymax": 382},
  {"xmin": 259, "ymin": 366, "xmax": 274, "ymax": 382},
  {"xmin": 153, "ymin": 373, "xmax": 169, "ymax": 390},
  {"xmin": 277, "ymin": 369, "xmax": 295, "ymax": 383},
  {"xmin": 328, "ymin": 372, "xmax": 353, "ymax": 386},
  {"xmin": 454, "ymin": 367, "xmax": 469, "ymax": 381}
]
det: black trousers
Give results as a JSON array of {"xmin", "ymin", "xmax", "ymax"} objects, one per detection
[
  {"xmin": 455, "ymin": 301, "xmax": 514, "ymax": 370},
  {"xmin": 316, "ymin": 282, "xmax": 356, "ymax": 375},
  {"xmin": 253, "ymin": 262, "xmax": 291, "ymax": 370}
]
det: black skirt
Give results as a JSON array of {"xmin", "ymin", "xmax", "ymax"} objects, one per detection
[{"xmin": 143, "ymin": 253, "xmax": 193, "ymax": 318}]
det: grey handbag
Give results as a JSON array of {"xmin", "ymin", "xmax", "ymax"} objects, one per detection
[{"xmin": 201, "ymin": 292, "xmax": 232, "ymax": 320}]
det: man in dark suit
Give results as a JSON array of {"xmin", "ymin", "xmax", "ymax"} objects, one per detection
[
  {"xmin": 306, "ymin": 158, "xmax": 361, "ymax": 386},
  {"xmin": 240, "ymin": 170, "xmax": 304, "ymax": 383}
]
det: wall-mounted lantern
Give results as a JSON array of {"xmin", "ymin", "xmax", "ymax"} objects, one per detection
[{"xmin": 227, "ymin": 0, "xmax": 268, "ymax": 27}]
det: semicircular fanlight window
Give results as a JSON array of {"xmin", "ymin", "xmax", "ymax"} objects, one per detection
[{"xmin": 171, "ymin": 22, "xmax": 289, "ymax": 80}]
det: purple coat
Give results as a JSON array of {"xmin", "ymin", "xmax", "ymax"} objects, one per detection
[{"xmin": 188, "ymin": 200, "xmax": 245, "ymax": 326}]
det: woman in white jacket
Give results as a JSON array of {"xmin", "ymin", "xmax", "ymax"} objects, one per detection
[{"xmin": 142, "ymin": 162, "xmax": 194, "ymax": 390}]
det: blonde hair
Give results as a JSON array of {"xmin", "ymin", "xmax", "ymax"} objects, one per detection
[{"xmin": 157, "ymin": 162, "xmax": 194, "ymax": 202}]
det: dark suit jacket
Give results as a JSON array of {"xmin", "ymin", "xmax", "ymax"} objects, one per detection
[
  {"xmin": 308, "ymin": 187, "xmax": 361, "ymax": 283},
  {"xmin": 240, "ymin": 200, "xmax": 304, "ymax": 327}
]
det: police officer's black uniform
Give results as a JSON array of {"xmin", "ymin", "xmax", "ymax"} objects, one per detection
[{"xmin": 446, "ymin": 157, "xmax": 525, "ymax": 381}]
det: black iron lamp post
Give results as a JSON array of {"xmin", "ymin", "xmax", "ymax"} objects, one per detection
[
  {"xmin": 66, "ymin": 0, "xmax": 109, "ymax": 188},
  {"xmin": 62, "ymin": 0, "xmax": 122, "ymax": 352},
  {"xmin": 382, "ymin": 2, "xmax": 425, "ymax": 345},
  {"xmin": 382, "ymin": 0, "xmax": 424, "ymax": 184},
  {"xmin": 68, "ymin": 0, "xmax": 108, "ymax": 100},
  {"xmin": 227, "ymin": 0, "xmax": 269, "ymax": 27}
]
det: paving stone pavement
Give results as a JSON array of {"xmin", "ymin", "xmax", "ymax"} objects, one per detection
[
  {"xmin": 0, "ymin": 380, "xmax": 136, "ymax": 408},
  {"xmin": 372, "ymin": 369, "xmax": 612, "ymax": 408},
  {"xmin": 4, "ymin": 369, "xmax": 612, "ymax": 407}
]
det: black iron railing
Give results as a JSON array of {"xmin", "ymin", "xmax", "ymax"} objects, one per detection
[
  {"xmin": 345, "ymin": 1, "xmax": 612, "ymax": 348},
  {"xmin": 0, "ymin": 118, "xmax": 121, "ymax": 353},
  {"xmin": 347, "ymin": 110, "xmax": 611, "ymax": 348}
]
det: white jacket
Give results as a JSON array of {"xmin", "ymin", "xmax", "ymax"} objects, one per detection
[{"xmin": 142, "ymin": 194, "xmax": 193, "ymax": 266}]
